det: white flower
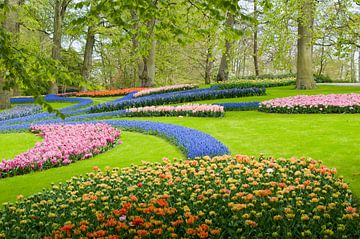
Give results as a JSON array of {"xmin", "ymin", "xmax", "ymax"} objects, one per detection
[{"xmin": 266, "ymin": 168, "xmax": 274, "ymax": 173}]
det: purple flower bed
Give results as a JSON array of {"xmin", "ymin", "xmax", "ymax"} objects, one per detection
[
  {"xmin": 0, "ymin": 123, "xmax": 121, "ymax": 178},
  {"xmin": 90, "ymin": 87, "xmax": 265, "ymax": 112},
  {"xmin": 0, "ymin": 105, "xmax": 42, "ymax": 121},
  {"xmin": 259, "ymin": 94, "xmax": 360, "ymax": 113}
]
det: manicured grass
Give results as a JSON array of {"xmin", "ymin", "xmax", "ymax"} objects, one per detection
[
  {"xmin": 47, "ymin": 102, "xmax": 76, "ymax": 109},
  {"xmin": 88, "ymin": 96, "xmax": 122, "ymax": 104},
  {"xmin": 0, "ymin": 131, "xmax": 183, "ymax": 204},
  {"xmin": 0, "ymin": 133, "xmax": 41, "ymax": 159}
]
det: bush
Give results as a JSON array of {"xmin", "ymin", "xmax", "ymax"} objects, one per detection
[
  {"xmin": 213, "ymin": 78, "xmax": 295, "ymax": 90},
  {"xmin": 314, "ymin": 74, "xmax": 333, "ymax": 83},
  {"xmin": 0, "ymin": 155, "xmax": 358, "ymax": 238}
]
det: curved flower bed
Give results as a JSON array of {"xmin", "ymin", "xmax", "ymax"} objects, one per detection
[
  {"xmin": 134, "ymin": 84, "xmax": 198, "ymax": 97},
  {"xmin": 0, "ymin": 120, "xmax": 229, "ymax": 159},
  {"xmin": 126, "ymin": 104, "xmax": 224, "ymax": 117},
  {"xmin": 73, "ymin": 88, "xmax": 148, "ymax": 97},
  {"xmin": 1, "ymin": 155, "xmax": 358, "ymax": 238},
  {"xmin": 0, "ymin": 105, "xmax": 42, "ymax": 121},
  {"xmin": 0, "ymin": 123, "xmax": 120, "ymax": 179},
  {"xmin": 259, "ymin": 94, "xmax": 360, "ymax": 113},
  {"xmin": 1, "ymin": 95, "xmax": 93, "ymax": 125},
  {"xmin": 90, "ymin": 87, "xmax": 266, "ymax": 113}
]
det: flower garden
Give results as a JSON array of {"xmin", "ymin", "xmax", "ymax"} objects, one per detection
[{"xmin": 0, "ymin": 83, "xmax": 360, "ymax": 238}]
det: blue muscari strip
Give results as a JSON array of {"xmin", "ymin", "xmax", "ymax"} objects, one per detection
[
  {"xmin": 2, "ymin": 95, "xmax": 94, "ymax": 126},
  {"xmin": 0, "ymin": 119, "xmax": 229, "ymax": 159},
  {"xmin": 0, "ymin": 105, "xmax": 42, "ymax": 121},
  {"xmin": 214, "ymin": 102, "xmax": 260, "ymax": 110}
]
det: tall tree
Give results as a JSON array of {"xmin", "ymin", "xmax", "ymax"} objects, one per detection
[
  {"xmin": 253, "ymin": 0, "xmax": 260, "ymax": 76},
  {"xmin": 80, "ymin": 25, "xmax": 95, "ymax": 91},
  {"xmin": 49, "ymin": 0, "xmax": 71, "ymax": 94},
  {"xmin": 217, "ymin": 13, "xmax": 235, "ymax": 82},
  {"xmin": 296, "ymin": 0, "xmax": 316, "ymax": 89}
]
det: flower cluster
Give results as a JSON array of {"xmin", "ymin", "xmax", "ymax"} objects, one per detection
[
  {"xmin": 0, "ymin": 120, "xmax": 228, "ymax": 159},
  {"xmin": 259, "ymin": 94, "xmax": 360, "ymax": 113},
  {"xmin": 0, "ymin": 105, "xmax": 42, "ymax": 121},
  {"xmin": 90, "ymin": 87, "xmax": 266, "ymax": 113},
  {"xmin": 213, "ymin": 78, "xmax": 295, "ymax": 89},
  {"xmin": 0, "ymin": 123, "xmax": 120, "ymax": 178},
  {"xmin": 125, "ymin": 104, "xmax": 224, "ymax": 117},
  {"xmin": 0, "ymin": 155, "xmax": 358, "ymax": 238},
  {"xmin": 214, "ymin": 102, "xmax": 260, "ymax": 111},
  {"xmin": 71, "ymin": 88, "xmax": 148, "ymax": 97},
  {"xmin": 134, "ymin": 84, "xmax": 198, "ymax": 97}
]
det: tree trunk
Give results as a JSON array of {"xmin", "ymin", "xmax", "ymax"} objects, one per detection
[
  {"xmin": 49, "ymin": 0, "xmax": 69, "ymax": 94},
  {"xmin": 139, "ymin": 18, "xmax": 156, "ymax": 88},
  {"xmin": 296, "ymin": 0, "xmax": 316, "ymax": 89},
  {"xmin": 350, "ymin": 49, "xmax": 356, "ymax": 82},
  {"xmin": 217, "ymin": 13, "xmax": 235, "ymax": 82},
  {"xmin": 357, "ymin": 47, "xmax": 360, "ymax": 82},
  {"xmin": 204, "ymin": 47, "xmax": 213, "ymax": 84},
  {"xmin": 253, "ymin": 0, "xmax": 260, "ymax": 76},
  {"xmin": 81, "ymin": 25, "xmax": 95, "ymax": 92}
]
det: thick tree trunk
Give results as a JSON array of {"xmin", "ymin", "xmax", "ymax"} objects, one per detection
[
  {"xmin": 49, "ymin": 0, "xmax": 69, "ymax": 94},
  {"xmin": 204, "ymin": 47, "xmax": 213, "ymax": 84},
  {"xmin": 81, "ymin": 25, "xmax": 95, "ymax": 92},
  {"xmin": 296, "ymin": 0, "xmax": 316, "ymax": 89},
  {"xmin": 217, "ymin": 13, "xmax": 235, "ymax": 82},
  {"xmin": 253, "ymin": 0, "xmax": 260, "ymax": 76}
]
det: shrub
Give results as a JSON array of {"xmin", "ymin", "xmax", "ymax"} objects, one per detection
[
  {"xmin": 0, "ymin": 155, "xmax": 358, "ymax": 238},
  {"xmin": 213, "ymin": 78, "xmax": 295, "ymax": 90}
]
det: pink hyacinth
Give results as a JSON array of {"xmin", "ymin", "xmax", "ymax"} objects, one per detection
[
  {"xmin": 0, "ymin": 123, "xmax": 121, "ymax": 178},
  {"xmin": 261, "ymin": 94, "xmax": 360, "ymax": 108},
  {"xmin": 126, "ymin": 104, "xmax": 224, "ymax": 114}
]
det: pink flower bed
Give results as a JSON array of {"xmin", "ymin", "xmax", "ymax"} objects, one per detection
[
  {"xmin": 125, "ymin": 104, "xmax": 224, "ymax": 117},
  {"xmin": 133, "ymin": 84, "xmax": 198, "ymax": 97},
  {"xmin": 0, "ymin": 123, "xmax": 121, "ymax": 178},
  {"xmin": 259, "ymin": 94, "xmax": 360, "ymax": 113}
]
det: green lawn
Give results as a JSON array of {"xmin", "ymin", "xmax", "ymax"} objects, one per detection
[{"xmin": 0, "ymin": 85, "xmax": 359, "ymax": 205}]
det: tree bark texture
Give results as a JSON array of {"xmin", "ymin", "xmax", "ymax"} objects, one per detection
[
  {"xmin": 204, "ymin": 47, "xmax": 213, "ymax": 84},
  {"xmin": 296, "ymin": 0, "xmax": 316, "ymax": 89},
  {"xmin": 49, "ymin": 0, "xmax": 69, "ymax": 94},
  {"xmin": 217, "ymin": 13, "xmax": 235, "ymax": 82},
  {"xmin": 253, "ymin": 0, "xmax": 260, "ymax": 76},
  {"xmin": 81, "ymin": 25, "xmax": 95, "ymax": 92}
]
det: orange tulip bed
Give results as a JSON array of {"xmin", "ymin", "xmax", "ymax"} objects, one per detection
[{"xmin": 58, "ymin": 88, "xmax": 148, "ymax": 97}]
